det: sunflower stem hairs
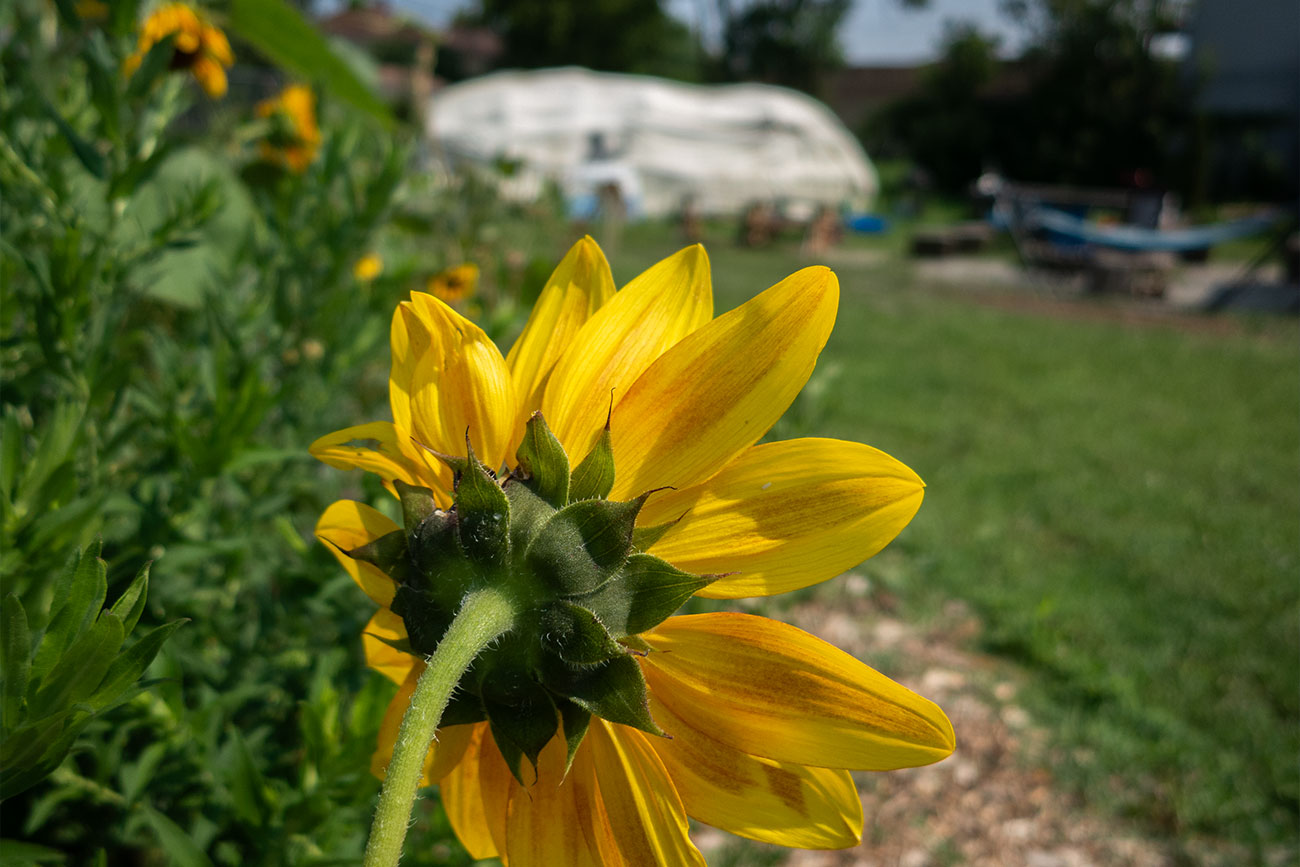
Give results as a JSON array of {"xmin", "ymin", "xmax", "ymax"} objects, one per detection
[{"xmin": 312, "ymin": 237, "xmax": 955, "ymax": 867}]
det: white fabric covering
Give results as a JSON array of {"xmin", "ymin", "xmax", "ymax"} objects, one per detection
[{"xmin": 427, "ymin": 67, "xmax": 878, "ymax": 218}]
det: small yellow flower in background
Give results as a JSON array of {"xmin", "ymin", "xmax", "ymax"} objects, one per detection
[
  {"xmin": 123, "ymin": 3, "xmax": 233, "ymax": 99},
  {"xmin": 354, "ymin": 253, "xmax": 384, "ymax": 282},
  {"xmin": 425, "ymin": 263, "xmax": 479, "ymax": 302},
  {"xmin": 256, "ymin": 84, "xmax": 321, "ymax": 173},
  {"xmin": 313, "ymin": 237, "xmax": 954, "ymax": 864}
]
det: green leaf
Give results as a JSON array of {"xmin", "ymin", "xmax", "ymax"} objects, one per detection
[
  {"xmin": 29, "ymin": 613, "xmax": 124, "ymax": 719},
  {"xmin": 455, "ymin": 449, "xmax": 510, "ymax": 567},
  {"xmin": 32, "ymin": 541, "xmax": 106, "ymax": 686},
  {"xmin": 580, "ymin": 553, "xmax": 715, "ymax": 638},
  {"xmin": 527, "ymin": 498, "xmax": 641, "ymax": 596},
  {"xmin": 1, "ymin": 595, "xmax": 31, "ymax": 731},
  {"xmin": 227, "ymin": 0, "xmax": 393, "ymax": 125},
  {"xmin": 139, "ymin": 805, "xmax": 215, "ymax": 867},
  {"xmin": 125, "ymin": 33, "xmax": 177, "ymax": 101},
  {"xmin": 547, "ymin": 654, "xmax": 663, "ymax": 737},
  {"xmin": 0, "ymin": 707, "xmax": 93, "ymax": 800},
  {"xmin": 514, "ymin": 412, "xmax": 570, "ymax": 507},
  {"xmin": 0, "ymin": 411, "xmax": 20, "ymax": 502},
  {"xmin": 388, "ymin": 585, "xmax": 452, "ymax": 657},
  {"xmin": 0, "ymin": 838, "xmax": 67, "ymax": 865},
  {"xmin": 87, "ymin": 620, "xmax": 185, "ymax": 710},
  {"xmin": 108, "ymin": 562, "xmax": 151, "ymax": 636},
  {"xmin": 221, "ymin": 731, "xmax": 270, "ymax": 827},
  {"xmin": 394, "ymin": 480, "xmax": 436, "ymax": 533},
  {"xmin": 40, "ymin": 97, "xmax": 105, "ymax": 180},
  {"xmin": 569, "ymin": 425, "xmax": 615, "ymax": 502},
  {"xmin": 538, "ymin": 602, "xmax": 626, "ymax": 666}
]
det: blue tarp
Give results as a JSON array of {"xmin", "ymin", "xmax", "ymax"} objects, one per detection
[{"xmin": 1028, "ymin": 207, "xmax": 1282, "ymax": 253}]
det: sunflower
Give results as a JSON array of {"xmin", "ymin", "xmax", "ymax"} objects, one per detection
[
  {"xmin": 313, "ymin": 237, "xmax": 954, "ymax": 864},
  {"xmin": 123, "ymin": 3, "xmax": 233, "ymax": 99},
  {"xmin": 255, "ymin": 84, "xmax": 321, "ymax": 174},
  {"xmin": 425, "ymin": 262, "xmax": 479, "ymax": 303}
]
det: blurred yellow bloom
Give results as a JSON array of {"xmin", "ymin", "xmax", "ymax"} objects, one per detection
[
  {"xmin": 354, "ymin": 253, "xmax": 384, "ymax": 282},
  {"xmin": 425, "ymin": 263, "xmax": 479, "ymax": 302},
  {"xmin": 256, "ymin": 84, "xmax": 321, "ymax": 173},
  {"xmin": 123, "ymin": 3, "xmax": 233, "ymax": 99},
  {"xmin": 312, "ymin": 237, "xmax": 953, "ymax": 864}
]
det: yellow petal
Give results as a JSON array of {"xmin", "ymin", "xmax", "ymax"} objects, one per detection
[
  {"xmin": 441, "ymin": 723, "xmax": 501, "ymax": 861},
  {"xmin": 610, "ymin": 266, "xmax": 837, "ymax": 499},
  {"xmin": 406, "ymin": 293, "xmax": 518, "ymax": 471},
  {"xmin": 388, "ymin": 301, "xmax": 420, "ymax": 444},
  {"xmin": 314, "ymin": 500, "xmax": 400, "ymax": 608},
  {"xmin": 505, "ymin": 732, "xmax": 606, "ymax": 866},
  {"xmin": 642, "ymin": 614, "xmax": 954, "ymax": 770},
  {"xmin": 361, "ymin": 608, "xmax": 415, "ymax": 685},
  {"xmin": 543, "ymin": 245, "xmax": 712, "ymax": 463},
  {"xmin": 369, "ymin": 662, "xmax": 473, "ymax": 784},
  {"xmin": 191, "ymin": 55, "xmax": 227, "ymax": 99},
  {"xmin": 476, "ymin": 728, "xmax": 515, "ymax": 859},
  {"xmin": 647, "ymin": 690, "xmax": 862, "ymax": 848},
  {"xmin": 586, "ymin": 721, "xmax": 706, "ymax": 867},
  {"xmin": 506, "ymin": 236, "xmax": 615, "ymax": 430},
  {"xmin": 639, "ymin": 438, "xmax": 925, "ymax": 598},
  {"xmin": 309, "ymin": 421, "xmax": 449, "ymax": 503}
]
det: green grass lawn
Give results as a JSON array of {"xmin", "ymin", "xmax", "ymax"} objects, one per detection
[{"xmin": 610, "ymin": 222, "xmax": 1299, "ymax": 854}]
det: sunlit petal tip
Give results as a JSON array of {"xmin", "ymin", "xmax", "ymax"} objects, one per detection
[{"xmin": 314, "ymin": 500, "xmax": 400, "ymax": 608}]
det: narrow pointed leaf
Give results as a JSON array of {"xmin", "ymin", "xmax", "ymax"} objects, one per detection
[
  {"xmin": 30, "ymin": 613, "xmax": 123, "ymax": 719},
  {"xmin": 515, "ymin": 412, "xmax": 570, "ymax": 507},
  {"xmin": 347, "ymin": 530, "xmax": 409, "ymax": 575},
  {"xmin": 2, "ymin": 594, "xmax": 31, "ymax": 730},
  {"xmin": 569, "ymin": 425, "xmax": 615, "ymax": 502},
  {"xmin": 33, "ymin": 542, "xmax": 107, "ymax": 686},
  {"xmin": 88, "ymin": 620, "xmax": 186, "ymax": 710},
  {"xmin": 108, "ymin": 562, "xmax": 151, "ymax": 636}
]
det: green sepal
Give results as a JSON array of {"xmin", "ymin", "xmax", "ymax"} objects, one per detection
[
  {"xmin": 2, "ymin": 594, "xmax": 31, "ymax": 730},
  {"xmin": 440, "ymin": 690, "xmax": 488, "ymax": 727},
  {"xmin": 544, "ymin": 653, "xmax": 663, "ymax": 737},
  {"xmin": 107, "ymin": 562, "xmax": 151, "ymax": 637},
  {"xmin": 390, "ymin": 585, "xmax": 453, "ymax": 657},
  {"xmin": 394, "ymin": 480, "xmax": 437, "ymax": 533},
  {"xmin": 484, "ymin": 689, "xmax": 558, "ymax": 784},
  {"xmin": 538, "ymin": 602, "xmax": 626, "ymax": 666},
  {"xmin": 620, "ymin": 634, "xmax": 654, "ymax": 655},
  {"xmin": 631, "ymin": 517, "xmax": 680, "ymax": 552},
  {"xmin": 502, "ymin": 480, "xmax": 556, "ymax": 555},
  {"xmin": 455, "ymin": 447, "xmax": 510, "ymax": 567},
  {"xmin": 346, "ymin": 530, "xmax": 409, "ymax": 576},
  {"xmin": 408, "ymin": 510, "xmax": 472, "ymax": 604},
  {"xmin": 515, "ymin": 412, "xmax": 570, "ymax": 507},
  {"xmin": 558, "ymin": 699, "xmax": 592, "ymax": 774},
  {"xmin": 569, "ymin": 426, "xmax": 615, "ymax": 502},
  {"xmin": 579, "ymin": 553, "xmax": 716, "ymax": 639},
  {"xmin": 527, "ymin": 497, "xmax": 643, "ymax": 596}
]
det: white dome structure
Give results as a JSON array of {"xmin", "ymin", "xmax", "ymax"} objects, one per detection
[{"xmin": 427, "ymin": 67, "xmax": 878, "ymax": 219}]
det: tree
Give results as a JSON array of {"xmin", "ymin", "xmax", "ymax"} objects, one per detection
[
  {"xmin": 467, "ymin": 0, "xmax": 704, "ymax": 81},
  {"xmin": 713, "ymin": 0, "xmax": 851, "ymax": 96}
]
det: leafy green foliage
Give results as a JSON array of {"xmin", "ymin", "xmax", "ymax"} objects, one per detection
[
  {"xmin": 0, "ymin": 542, "xmax": 183, "ymax": 802},
  {"xmin": 0, "ymin": 1, "xmax": 565, "ymax": 861}
]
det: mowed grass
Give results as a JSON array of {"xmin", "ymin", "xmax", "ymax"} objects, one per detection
[{"xmin": 609, "ymin": 223, "xmax": 1299, "ymax": 852}]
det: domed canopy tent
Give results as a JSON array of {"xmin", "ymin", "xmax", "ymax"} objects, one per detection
[{"xmin": 426, "ymin": 67, "xmax": 878, "ymax": 219}]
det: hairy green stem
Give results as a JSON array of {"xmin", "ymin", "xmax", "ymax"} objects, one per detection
[{"xmin": 363, "ymin": 587, "xmax": 516, "ymax": 867}]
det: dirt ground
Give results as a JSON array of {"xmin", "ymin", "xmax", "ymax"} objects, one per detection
[{"xmin": 692, "ymin": 575, "xmax": 1286, "ymax": 867}]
